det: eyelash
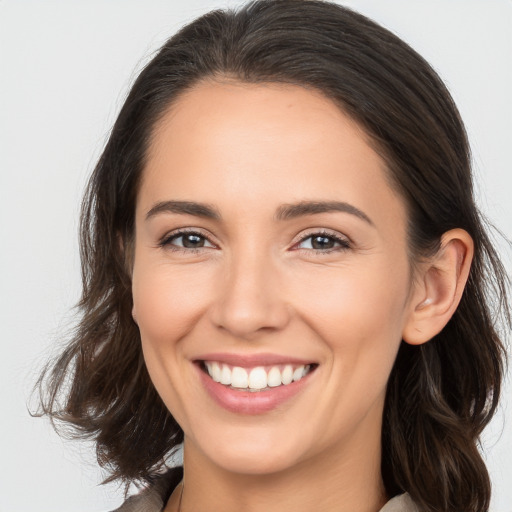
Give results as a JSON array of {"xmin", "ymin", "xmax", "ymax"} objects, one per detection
[{"xmin": 158, "ymin": 228, "xmax": 351, "ymax": 256}]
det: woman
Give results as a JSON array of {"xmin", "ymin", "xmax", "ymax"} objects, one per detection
[{"xmin": 37, "ymin": 1, "xmax": 510, "ymax": 511}]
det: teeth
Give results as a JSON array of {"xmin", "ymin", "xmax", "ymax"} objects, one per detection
[
  {"xmin": 267, "ymin": 367, "xmax": 282, "ymax": 387},
  {"xmin": 293, "ymin": 367, "xmax": 304, "ymax": 382},
  {"xmin": 281, "ymin": 365, "xmax": 293, "ymax": 385},
  {"xmin": 220, "ymin": 364, "xmax": 231, "ymax": 385},
  {"xmin": 248, "ymin": 367, "xmax": 267, "ymax": 390},
  {"xmin": 211, "ymin": 362, "xmax": 221, "ymax": 382},
  {"xmin": 204, "ymin": 362, "xmax": 312, "ymax": 390},
  {"xmin": 231, "ymin": 367, "xmax": 249, "ymax": 388}
]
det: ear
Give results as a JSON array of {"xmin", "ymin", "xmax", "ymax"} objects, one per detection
[{"xmin": 402, "ymin": 229, "xmax": 474, "ymax": 345}]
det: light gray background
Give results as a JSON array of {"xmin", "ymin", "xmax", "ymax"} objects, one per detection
[{"xmin": 1, "ymin": 1, "xmax": 511, "ymax": 511}]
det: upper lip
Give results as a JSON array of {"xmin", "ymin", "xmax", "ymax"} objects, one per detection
[{"xmin": 194, "ymin": 352, "xmax": 316, "ymax": 367}]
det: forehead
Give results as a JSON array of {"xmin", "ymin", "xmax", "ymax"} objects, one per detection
[
  {"xmin": 139, "ymin": 80, "xmax": 406, "ymax": 232},
  {"xmin": 147, "ymin": 79, "xmax": 375, "ymax": 171}
]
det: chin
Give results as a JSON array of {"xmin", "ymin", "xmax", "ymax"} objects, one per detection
[
  {"xmin": 212, "ymin": 447, "xmax": 303, "ymax": 476},
  {"xmin": 189, "ymin": 425, "xmax": 309, "ymax": 476}
]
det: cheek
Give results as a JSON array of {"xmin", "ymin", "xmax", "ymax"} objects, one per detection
[
  {"xmin": 299, "ymin": 259, "xmax": 407, "ymax": 322},
  {"xmin": 132, "ymin": 261, "xmax": 213, "ymax": 345},
  {"xmin": 288, "ymin": 262, "xmax": 410, "ymax": 443},
  {"xmin": 131, "ymin": 260, "xmax": 218, "ymax": 425},
  {"xmin": 292, "ymin": 260, "xmax": 409, "ymax": 373}
]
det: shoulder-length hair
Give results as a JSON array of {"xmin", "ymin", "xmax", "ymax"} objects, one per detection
[{"xmin": 37, "ymin": 1, "xmax": 510, "ymax": 511}]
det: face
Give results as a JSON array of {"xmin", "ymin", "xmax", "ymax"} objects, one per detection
[{"xmin": 131, "ymin": 80, "xmax": 417, "ymax": 476}]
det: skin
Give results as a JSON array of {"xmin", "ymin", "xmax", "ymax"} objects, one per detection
[{"xmin": 131, "ymin": 80, "xmax": 473, "ymax": 512}]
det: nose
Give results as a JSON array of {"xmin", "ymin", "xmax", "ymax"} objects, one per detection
[{"xmin": 209, "ymin": 249, "xmax": 291, "ymax": 341}]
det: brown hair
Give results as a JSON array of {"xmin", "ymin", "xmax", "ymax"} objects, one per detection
[{"xmin": 36, "ymin": 1, "xmax": 510, "ymax": 511}]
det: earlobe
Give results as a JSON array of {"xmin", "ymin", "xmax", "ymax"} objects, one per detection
[{"xmin": 402, "ymin": 229, "xmax": 474, "ymax": 345}]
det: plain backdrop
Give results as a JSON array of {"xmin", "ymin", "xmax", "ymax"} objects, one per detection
[{"xmin": 1, "ymin": 1, "xmax": 511, "ymax": 511}]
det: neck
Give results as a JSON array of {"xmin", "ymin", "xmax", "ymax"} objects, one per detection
[{"xmin": 171, "ymin": 425, "xmax": 387, "ymax": 512}]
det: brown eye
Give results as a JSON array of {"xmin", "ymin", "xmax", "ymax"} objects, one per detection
[
  {"xmin": 311, "ymin": 235, "xmax": 336, "ymax": 250},
  {"xmin": 180, "ymin": 233, "xmax": 206, "ymax": 248},
  {"xmin": 296, "ymin": 231, "xmax": 350, "ymax": 253},
  {"xmin": 160, "ymin": 230, "xmax": 216, "ymax": 252}
]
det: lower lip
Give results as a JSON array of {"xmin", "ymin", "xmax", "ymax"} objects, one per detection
[{"xmin": 195, "ymin": 364, "xmax": 315, "ymax": 415}]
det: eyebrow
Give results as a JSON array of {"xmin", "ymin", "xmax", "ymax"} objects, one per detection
[
  {"xmin": 146, "ymin": 200, "xmax": 222, "ymax": 220},
  {"xmin": 146, "ymin": 199, "xmax": 373, "ymax": 225},
  {"xmin": 275, "ymin": 200, "xmax": 373, "ymax": 225}
]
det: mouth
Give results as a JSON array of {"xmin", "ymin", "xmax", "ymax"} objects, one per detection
[
  {"xmin": 194, "ymin": 356, "xmax": 319, "ymax": 414},
  {"xmin": 197, "ymin": 360, "xmax": 318, "ymax": 392}
]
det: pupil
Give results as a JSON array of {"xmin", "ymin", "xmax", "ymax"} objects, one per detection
[
  {"xmin": 312, "ymin": 235, "xmax": 333, "ymax": 250},
  {"xmin": 183, "ymin": 234, "xmax": 203, "ymax": 248}
]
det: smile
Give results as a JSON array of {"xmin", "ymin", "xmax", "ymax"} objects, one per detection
[
  {"xmin": 195, "ymin": 355, "xmax": 319, "ymax": 414},
  {"xmin": 202, "ymin": 361, "xmax": 315, "ymax": 391}
]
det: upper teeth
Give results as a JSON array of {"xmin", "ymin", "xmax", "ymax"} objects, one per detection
[{"xmin": 204, "ymin": 362, "xmax": 311, "ymax": 390}]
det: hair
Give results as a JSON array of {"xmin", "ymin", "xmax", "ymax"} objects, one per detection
[{"xmin": 36, "ymin": 1, "xmax": 510, "ymax": 511}]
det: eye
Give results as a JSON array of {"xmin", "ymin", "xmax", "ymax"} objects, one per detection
[
  {"xmin": 159, "ymin": 229, "xmax": 216, "ymax": 253},
  {"xmin": 295, "ymin": 230, "xmax": 351, "ymax": 254}
]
